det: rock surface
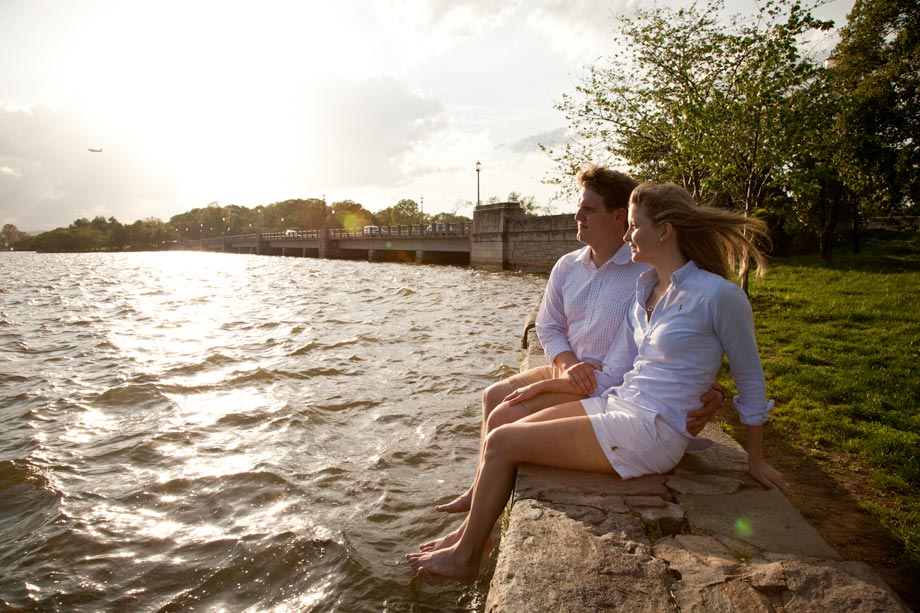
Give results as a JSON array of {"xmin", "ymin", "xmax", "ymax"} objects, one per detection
[
  {"xmin": 485, "ymin": 426, "xmax": 909, "ymax": 612},
  {"xmin": 484, "ymin": 345, "xmax": 908, "ymax": 611}
]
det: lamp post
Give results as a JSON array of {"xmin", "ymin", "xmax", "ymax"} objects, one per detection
[{"xmin": 475, "ymin": 161, "xmax": 481, "ymax": 206}]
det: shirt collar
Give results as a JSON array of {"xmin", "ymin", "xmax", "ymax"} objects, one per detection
[
  {"xmin": 576, "ymin": 242, "xmax": 633, "ymax": 269},
  {"xmin": 670, "ymin": 260, "xmax": 699, "ymax": 285},
  {"xmin": 637, "ymin": 259, "xmax": 699, "ymax": 290}
]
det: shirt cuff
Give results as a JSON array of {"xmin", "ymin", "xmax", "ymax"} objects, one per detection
[
  {"xmin": 540, "ymin": 339, "xmax": 573, "ymax": 366},
  {"xmin": 734, "ymin": 396, "xmax": 775, "ymax": 426}
]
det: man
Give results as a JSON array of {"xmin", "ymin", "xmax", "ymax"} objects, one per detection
[{"xmin": 436, "ymin": 164, "xmax": 722, "ymax": 514}]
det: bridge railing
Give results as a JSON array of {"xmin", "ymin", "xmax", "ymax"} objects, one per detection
[
  {"xmin": 190, "ymin": 221, "xmax": 471, "ymax": 248},
  {"xmin": 328, "ymin": 222, "xmax": 470, "ymax": 238}
]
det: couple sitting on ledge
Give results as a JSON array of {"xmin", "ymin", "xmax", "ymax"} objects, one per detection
[{"xmin": 405, "ymin": 165, "xmax": 788, "ymax": 585}]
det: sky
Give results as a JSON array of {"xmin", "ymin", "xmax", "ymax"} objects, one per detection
[{"xmin": 0, "ymin": 0, "xmax": 854, "ymax": 232}]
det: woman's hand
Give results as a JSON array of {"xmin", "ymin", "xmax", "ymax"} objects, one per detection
[
  {"xmin": 749, "ymin": 459, "xmax": 789, "ymax": 495},
  {"xmin": 502, "ymin": 382, "xmax": 543, "ymax": 406}
]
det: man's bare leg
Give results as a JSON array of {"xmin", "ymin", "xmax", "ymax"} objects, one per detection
[
  {"xmin": 407, "ymin": 402, "xmax": 615, "ymax": 584},
  {"xmin": 435, "ymin": 372, "xmax": 586, "ymax": 513},
  {"xmin": 434, "ymin": 366, "xmax": 556, "ymax": 513}
]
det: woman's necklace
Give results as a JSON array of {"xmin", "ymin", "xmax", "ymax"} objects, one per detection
[{"xmin": 646, "ymin": 283, "xmax": 668, "ymax": 316}]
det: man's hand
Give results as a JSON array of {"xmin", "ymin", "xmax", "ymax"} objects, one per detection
[
  {"xmin": 687, "ymin": 383, "xmax": 725, "ymax": 436},
  {"xmin": 562, "ymin": 361, "xmax": 598, "ymax": 396}
]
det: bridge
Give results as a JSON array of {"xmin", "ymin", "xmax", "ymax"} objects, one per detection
[
  {"xmin": 174, "ymin": 202, "xmax": 583, "ymax": 273},
  {"xmin": 184, "ymin": 222, "xmax": 473, "ymax": 265}
]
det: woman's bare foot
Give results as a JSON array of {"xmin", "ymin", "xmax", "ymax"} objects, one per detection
[
  {"xmin": 405, "ymin": 547, "xmax": 480, "ymax": 585},
  {"xmin": 419, "ymin": 529, "xmax": 492, "ymax": 554},
  {"xmin": 435, "ymin": 489, "xmax": 472, "ymax": 513},
  {"xmin": 420, "ymin": 525, "xmax": 463, "ymax": 552}
]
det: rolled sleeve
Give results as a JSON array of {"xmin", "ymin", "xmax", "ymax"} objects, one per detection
[
  {"xmin": 713, "ymin": 283, "xmax": 774, "ymax": 426},
  {"xmin": 734, "ymin": 396, "xmax": 774, "ymax": 426}
]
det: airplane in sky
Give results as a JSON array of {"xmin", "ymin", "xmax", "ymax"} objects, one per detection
[{"xmin": 88, "ymin": 148, "xmax": 102, "ymax": 153}]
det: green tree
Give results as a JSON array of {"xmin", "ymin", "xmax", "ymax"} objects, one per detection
[
  {"xmin": 506, "ymin": 191, "xmax": 551, "ymax": 216},
  {"xmin": 830, "ymin": 0, "xmax": 920, "ymax": 215},
  {"xmin": 376, "ymin": 199, "xmax": 425, "ymax": 226},
  {"xmin": 1, "ymin": 223, "xmax": 25, "ymax": 245},
  {"xmin": 429, "ymin": 211, "xmax": 471, "ymax": 224},
  {"xmin": 329, "ymin": 199, "xmax": 375, "ymax": 230},
  {"xmin": 547, "ymin": 0, "xmax": 834, "ymax": 279}
]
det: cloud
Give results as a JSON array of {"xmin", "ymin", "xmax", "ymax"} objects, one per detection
[
  {"xmin": 282, "ymin": 75, "xmax": 448, "ymax": 189},
  {"xmin": 504, "ymin": 127, "xmax": 567, "ymax": 155},
  {"xmin": 0, "ymin": 74, "xmax": 454, "ymax": 229},
  {"xmin": 527, "ymin": 0, "xmax": 640, "ymax": 59},
  {"xmin": 0, "ymin": 104, "xmax": 177, "ymax": 231},
  {"xmin": 373, "ymin": 0, "xmax": 525, "ymax": 61}
]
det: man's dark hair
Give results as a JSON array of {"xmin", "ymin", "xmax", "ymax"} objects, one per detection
[{"xmin": 577, "ymin": 164, "xmax": 638, "ymax": 212}]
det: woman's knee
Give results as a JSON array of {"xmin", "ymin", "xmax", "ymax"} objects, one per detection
[
  {"xmin": 486, "ymin": 402, "xmax": 525, "ymax": 432},
  {"xmin": 482, "ymin": 426, "xmax": 514, "ymax": 462}
]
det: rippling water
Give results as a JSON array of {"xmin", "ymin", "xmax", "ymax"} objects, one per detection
[{"xmin": 0, "ymin": 251, "xmax": 545, "ymax": 612}]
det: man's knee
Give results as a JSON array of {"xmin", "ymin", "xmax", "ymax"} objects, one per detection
[{"xmin": 482, "ymin": 380, "xmax": 513, "ymax": 416}]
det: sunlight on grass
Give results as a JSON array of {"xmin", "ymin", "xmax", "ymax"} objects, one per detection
[{"xmin": 743, "ymin": 229, "xmax": 920, "ymax": 568}]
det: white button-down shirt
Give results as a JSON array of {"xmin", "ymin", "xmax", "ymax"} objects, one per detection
[
  {"xmin": 600, "ymin": 260, "xmax": 773, "ymax": 435},
  {"xmin": 535, "ymin": 243, "xmax": 649, "ymax": 392}
]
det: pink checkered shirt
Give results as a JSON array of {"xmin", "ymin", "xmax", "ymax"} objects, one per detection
[{"xmin": 535, "ymin": 243, "xmax": 649, "ymax": 394}]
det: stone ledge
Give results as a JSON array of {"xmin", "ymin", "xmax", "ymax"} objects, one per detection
[
  {"xmin": 485, "ymin": 421, "xmax": 909, "ymax": 612},
  {"xmin": 486, "ymin": 327, "xmax": 907, "ymax": 611}
]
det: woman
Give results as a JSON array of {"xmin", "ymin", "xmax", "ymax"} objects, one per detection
[{"xmin": 406, "ymin": 183, "xmax": 787, "ymax": 585}]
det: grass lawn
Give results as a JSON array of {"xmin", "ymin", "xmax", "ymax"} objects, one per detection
[{"xmin": 719, "ymin": 228, "xmax": 919, "ymax": 605}]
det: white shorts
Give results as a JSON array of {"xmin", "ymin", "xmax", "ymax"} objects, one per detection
[{"xmin": 581, "ymin": 396, "xmax": 688, "ymax": 479}]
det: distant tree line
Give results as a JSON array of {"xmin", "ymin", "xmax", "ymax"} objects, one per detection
[
  {"xmin": 546, "ymin": 0, "xmax": 918, "ymax": 269},
  {"xmin": 10, "ymin": 195, "xmax": 492, "ymax": 253},
  {"xmin": 7, "ymin": 187, "xmax": 553, "ymax": 253}
]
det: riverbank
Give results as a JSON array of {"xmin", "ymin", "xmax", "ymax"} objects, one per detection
[{"xmin": 483, "ymin": 316, "xmax": 911, "ymax": 611}]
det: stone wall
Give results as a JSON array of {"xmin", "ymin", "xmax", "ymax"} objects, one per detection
[
  {"xmin": 506, "ymin": 214, "xmax": 581, "ymax": 272},
  {"xmin": 470, "ymin": 202, "xmax": 524, "ymax": 269},
  {"xmin": 471, "ymin": 203, "xmax": 580, "ymax": 272}
]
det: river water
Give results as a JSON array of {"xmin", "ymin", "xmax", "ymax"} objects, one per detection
[{"xmin": 0, "ymin": 251, "xmax": 545, "ymax": 612}]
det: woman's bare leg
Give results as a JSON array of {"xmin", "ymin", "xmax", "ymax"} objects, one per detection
[
  {"xmin": 422, "ymin": 400, "xmax": 591, "ymax": 550},
  {"xmin": 407, "ymin": 401, "xmax": 614, "ymax": 584},
  {"xmin": 434, "ymin": 399, "xmax": 532, "ymax": 513}
]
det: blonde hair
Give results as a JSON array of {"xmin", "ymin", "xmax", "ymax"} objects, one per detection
[{"xmin": 630, "ymin": 183, "xmax": 770, "ymax": 280}]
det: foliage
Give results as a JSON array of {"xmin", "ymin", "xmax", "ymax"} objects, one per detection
[
  {"xmin": 485, "ymin": 191, "xmax": 550, "ymax": 217},
  {"xmin": 374, "ymin": 198, "xmax": 425, "ymax": 227},
  {"xmin": 2, "ymin": 223, "xmax": 27, "ymax": 246},
  {"xmin": 545, "ymin": 0, "xmax": 871, "ymax": 270},
  {"xmin": 15, "ymin": 193, "xmax": 463, "ymax": 252},
  {"xmin": 777, "ymin": 73, "xmax": 852, "ymax": 264},
  {"xmin": 830, "ymin": 0, "xmax": 920, "ymax": 214},
  {"xmin": 429, "ymin": 211, "xmax": 471, "ymax": 224}
]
